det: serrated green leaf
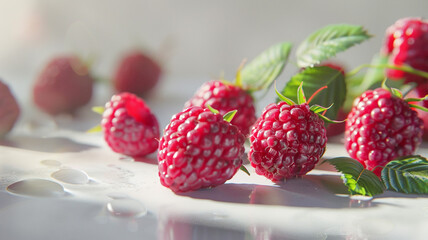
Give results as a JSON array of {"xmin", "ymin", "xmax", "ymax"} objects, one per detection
[
  {"xmin": 325, "ymin": 157, "xmax": 385, "ymax": 196},
  {"xmin": 296, "ymin": 24, "xmax": 371, "ymax": 68},
  {"xmin": 297, "ymin": 82, "xmax": 306, "ymax": 104},
  {"xmin": 92, "ymin": 106, "xmax": 105, "ymax": 115},
  {"xmin": 86, "ymin": 124, "xmax": 102, "ymax": 133},
  {"xmin": 240, "ymin": 42, "xmax": 292, "ymax": 92},
  {"xmin": 381, "ymin": 155, "xmax": 428, "ymax": 194},
  {"xmin": 279, "ymin": 66, "xmax": 346, "ymax": 121},
  {"xmin": 223, "ymin": 110, "xmax": 237, "ymax": 123}
]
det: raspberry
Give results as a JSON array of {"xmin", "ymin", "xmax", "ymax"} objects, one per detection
[
  {"xmin": 345, "ymin": 88, "xmax": 423, "ymax": 175},
  {"xmin": 158, "ymin": 106, "xmax": 246, "ymax": 193},
  {"xmin": 33, "ymin": 56, "xmax": 93, "ymax": 115},
  {"xmin": 407, "ymin": 83, "xmax": 428, "ymax": 140},
  {"xmin": 101, "ymin": 92, "xmax": 159, "ymax": 157},
  {"xmin": 113, "ymin": 51, "xmax": 162, "ymax": 96},
  {"xmin": 382, "ymin": 17, "xmax": 428, "ymax": 84},
  {"xmin": 248, "ymin": 102, "xmax": 327, "ymax": 182},
  {"xmin": 0, "ymin": 80, "xmax": 20, "ymax": 137},
  {"xmin": 184, "ymin": 80, "xmax": 256, "ymax": 136}
]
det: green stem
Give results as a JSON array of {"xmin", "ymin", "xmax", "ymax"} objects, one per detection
[{"xmin": 346, "ymin": 64, "xmax": 428, "ymax": 79}]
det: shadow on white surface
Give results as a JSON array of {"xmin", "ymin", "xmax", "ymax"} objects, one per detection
[{"xmin": 0, "ymin": 135, "xmax": 97, "ymax": 153}]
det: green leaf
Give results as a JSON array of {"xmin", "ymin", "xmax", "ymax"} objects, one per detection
[
  {"xmin": 240, "ymin": 42, "xmax": 292, "ymax": 92},
  {"xmin": 86, "ymin": 124, "xmax": 102, "ymax": 133},
  {"xmin": 223, "ymin": 110, "xmax": 237, "ymax": 123},
  {"xmin": 325, "ymin": 157, "xmax": 385, "ymax": 196},
  {"xmin": 240, "ymin": 165, "xmax": 250, "ymax": 176},
  {"xmin": 279, "ymin": 66, "xmax": 346, "ymax": 121},
  {"xmin": 296, "ymin": 24, "xmax": 371, "ymax": 68},
  {"xmin": 381, "ymin": 155, "xmax": 428, "ymax": 194},
  {"xmin": 92, "ymin": 106, "xmax": 105, "ymax": 115}
]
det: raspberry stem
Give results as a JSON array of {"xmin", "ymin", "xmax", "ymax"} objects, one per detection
[{"xmin": 347, "ymin": 63, "xmax": 428, "ymax": 81}]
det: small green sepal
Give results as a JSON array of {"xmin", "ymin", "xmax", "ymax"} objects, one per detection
[
  {"xmin": 316, "ymin": 112, "xmax": 346, "ymax": 124},
  {"xmin": 391, "ymin": 88, "xmax": 403, "ymax": 99},
  {"xmin": 310, "ymin": 103, "xmax": 333, "ymax": 114},
  {"xmin": 275, "ymin": 84, "xmax": 296, "ymax": 106},
  {"xmin": 206, "ymin": 104, "xmax": 220, "ymax": 114},
  {"xmin": 405, "ymin": 94, "xmax": 428, "ymax": 103},
  {"xmin": 223, "ymin": 110, "xmax": 237, "ymax": 123},
  {"xmin": 409, "ymin": 104, "xmax": 428, "ymax": 113},
  {"xmin": 92, "ymin": 106, "xmax": 105, "ymax": 115},
  {"xmin": 297, "ymin": 82, "xmax": 307, "ymax": 104},
  {"xmin": 240, "ymin": 165, "xmax": 250, "ymax": 176},
  {"xmin": 87, "ymin": 124, "xmax": 102, "ymax": 133}
]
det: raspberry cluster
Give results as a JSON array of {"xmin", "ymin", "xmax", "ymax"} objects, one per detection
[
  {"xmin": 158, "ymin": 107, "xmax": 245, "ymax": 193},
  {"xmin": 102, "ymin": 93, "xmax": 160, "ymax": 157},
  {"xmin": 383, "ymin": 17, "xmax": 428, "ymax": 83},
  {"xmin": 249, "ymin": 102, "xmax": 327, "ymax": 182},
  {"xmin": 184, "ymin": 80, "xmax": 256, "ymax": 136},
  {"xmin": 345, "ymin": 88, "xmax": 423, "ymax": 173}
]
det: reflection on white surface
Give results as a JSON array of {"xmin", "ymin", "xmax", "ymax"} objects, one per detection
[
  {"xmin": 51, "ymin": 168, "xmax": 89, "ymax": 185},
  {"xmin": 6, "ymin": 178, "xmax": 65, "ymax": 197},
  {"xmin": 106, "ymin": 198, "xmax": 148, "ymax": 218}
]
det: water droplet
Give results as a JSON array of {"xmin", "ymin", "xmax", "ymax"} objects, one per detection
[
  {"xmin": 107, "ymin": 192, "xmax": 130, "ymax": 199},
  {"xmin": 7, "ymin": 179, "xmax": 65, "ymax": 197},
  {"xmin": 107, "ymin": 198, "xmax": 147, "ymax": 218},
  {"xmin": 349, "ymin": 195, "xmax": 373, "ymax": 208},
  {"xmin": 40, "ymin": 159, "xmax": 62, "ymax": 167},
  {"xmin": 51, "ymin": 169, "xmax": 89, "ymax": 184}
]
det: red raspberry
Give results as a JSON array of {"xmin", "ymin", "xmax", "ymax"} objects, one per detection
[
  {"xmin": 33, "ymin": 56, "xmax": 93, "ymax": 115},
  {"xmin": 113, "ymin": 51, "xmax": 162, "ymax": 96},
  {"xmin": 158, "ymin": 106, "xmax": 246, "ymax": 193},
  {"xmin": 382, "ymin": 17, "xmax": 428, "ymax": 84},
  {"xmin": 184, "ymin": 80, "xmax": 256, "ymax": 136},
  {"xmin": 345, "ymin": 88, "xmax": 423, "ymax": 175},
  {"xmin": 101, "ymin": 92, "xmax": 159, "ymax": 157},
  {"xmin": 248, "ymin": 102, "xmax": 327, "ymax": 182},
  {"xmin": 407, "ymin": 83, "xmax": 428, "ymax": 140},
  {"xmin": 0, "ymin": 80, "xmax": 20, "ymax": 137}
]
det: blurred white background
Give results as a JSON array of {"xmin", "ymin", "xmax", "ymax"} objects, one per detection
[{"xmin": 0, "ymin": 0, "xmax": 427, "ymax": 97}]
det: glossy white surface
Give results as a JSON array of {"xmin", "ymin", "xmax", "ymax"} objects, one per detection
[{"xmin": 1, "ymin": 81, "xmax": 428, "ymax": 240}]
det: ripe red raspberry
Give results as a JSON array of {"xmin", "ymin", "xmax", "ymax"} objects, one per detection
[
  {"xmin": 382, "ymin": 17, "xmax": 428, "ymax": 84},
  {"xmin": 33, "ymin": 56, "xmax": 94, "ymax": 115},
  {"xmin": 184, "ymin": 80, "xmax": 256, "ymax": 136},
  {"xmin": 113, "ymin": 51, "xmax": 162, "ymax": 96},
  {"xmin": 158, "ymin": 106, "xmax": 246, "ymax": 193},
  {"xmin": 407, "ymin": 83, "xmax": 428, "ymax": 140},
  {"xmin": 345, "ymin": 88, "xmax": 423, "ymax": 175},
  {"xmin": 0, "ymin": 80, "xmax": 20, "ymax": 137},
  {"xmin": 101, "ymin": 92, "xmax": 159, "ymax": 157},
  {"xmin": 248, "ymin": 102, "xmax": 327, "ymax": 182}
]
